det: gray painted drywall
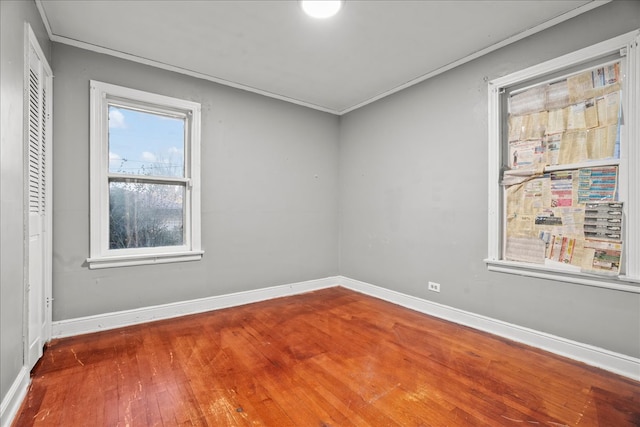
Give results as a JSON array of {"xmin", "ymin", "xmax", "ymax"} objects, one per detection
[
  {"xmin": 0, "ymin": 0, "xmax": 51, "ymax": 409},
  {"xmin": 339, "ymin": 0, "xmax": 640, "ymax": 358},
  {"xmin": 3, "ymin": 4, "xmax": 639, "ymax": 416},
  {"xmin": 51, "ymin": 43, "xmax": 339, "ymax": 320}
]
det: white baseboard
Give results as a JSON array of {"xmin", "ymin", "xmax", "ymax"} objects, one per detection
[
  {"xmin": 51, "ymin": 276, "xmax": 339, "ymax": 339},
  {"xmin": 50, "ymin": 274, "xmax": 639, "ymax": 381},
  {"xmin": 338, "ymin": 276, "xmax": 640, "ymax": 381},
  {"xmin": 0, "ymin": 367, "xmax": 29, "ymax": 427}
]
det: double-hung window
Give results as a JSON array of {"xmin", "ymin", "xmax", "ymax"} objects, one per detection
[
  {"xmin": 88, "ymin": 81, "xmax": 202, "ymax": 269},
  {"xmin": 486, "ymin": 30, "xmax": 640, "ymax": 291}
]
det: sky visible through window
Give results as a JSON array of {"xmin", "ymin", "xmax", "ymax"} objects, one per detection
[{"xmin": 108, "ymin": 106, "xmax": 184, "ymax": 178}]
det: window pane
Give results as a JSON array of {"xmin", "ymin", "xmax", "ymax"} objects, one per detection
[
  {"xmin": 109, "ymin": 181, "xmax": 185, "ymax": 249},
  {"xmin": 108, "ymin": 106, "xmax": 185, "ymax": 177}
]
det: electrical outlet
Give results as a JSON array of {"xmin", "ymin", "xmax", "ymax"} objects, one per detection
[{"xmin": 428, "ymin": 281, "xmax": 441, "ymax": 293}]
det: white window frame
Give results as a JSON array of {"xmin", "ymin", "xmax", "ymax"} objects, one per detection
[
  {"xmin": 486, "ymin": 30, "xmax": 640, "ymax": 293},
  {"xmin": 88, "ymin": 81, "xmax": 203, "ymax": 269}
]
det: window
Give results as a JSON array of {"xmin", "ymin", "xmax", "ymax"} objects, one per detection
[
  {"xmin": 486, "ymin": 30, "xmax": 640, "ymax": 291},
  {"xmin": 88, "ymin": 81, "xmax": 202, "ymax": 269}
]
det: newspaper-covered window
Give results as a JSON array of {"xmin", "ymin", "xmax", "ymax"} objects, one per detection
[
  {"xmin": 486, "ymin": 30, "xmax": 640, "ymax": 289},
  {"xmin": 504, "ymin": 62, "xmax": 622, "ymax": 275}
]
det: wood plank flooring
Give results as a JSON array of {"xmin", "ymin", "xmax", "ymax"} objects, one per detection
[{"xmin": 13, "ymin": 287, "xmax": 640, "ymax": 426}]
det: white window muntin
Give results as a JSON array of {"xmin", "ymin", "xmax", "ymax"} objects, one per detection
[
  {"xmin": 486, "ymin": 30, "xmax": 640, "ymax": 291},
  {"xmin": 88, "ymin": 80, "xmax": 202, "ymax": 269}
]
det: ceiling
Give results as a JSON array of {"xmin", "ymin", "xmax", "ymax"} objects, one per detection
[{"xmin": 36, "ymin": 0, "xmax": 607, "ymax": 115}]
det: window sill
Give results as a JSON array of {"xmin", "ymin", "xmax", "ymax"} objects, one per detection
[
  {"xmin": 484, "ymin": 259, "xmax": 640, "ymax": 293},
  {"xmin": 87, "ymin": 250, "xmax": 204, "ymax": 269}
]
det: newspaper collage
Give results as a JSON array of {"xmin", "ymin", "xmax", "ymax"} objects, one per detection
[{"xmin": 503, "ymin": 62, "xmax": 623, "ymax": 276}]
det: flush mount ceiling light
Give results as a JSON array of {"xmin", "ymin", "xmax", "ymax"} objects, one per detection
[{"xmin": 300, "ymin": 0, "xmax": 344, "ymax": 19}]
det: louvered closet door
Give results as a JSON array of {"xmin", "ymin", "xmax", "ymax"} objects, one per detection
[{"xmin": 27, "ymin": 40, "xmax": 52, "ymax": 370}]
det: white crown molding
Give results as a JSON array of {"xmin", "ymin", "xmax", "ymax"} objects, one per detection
[
  {"xmin": 0, "ymin": 367, "xmax": 29, "ymax": 427},
  {"xmin": 335, "ymin": 0, "xmax": 612, "ymax": 114},
  {"xmin": 34, "ymin": 1, "xmax": 611, "ymax": 116},
  {"xmin": 338, "ymin": 276, "xmax": 640, "ymax": 381},
  {"xmin": 33, "ymin": 0, "xmax": 340, "ymax": 116}
]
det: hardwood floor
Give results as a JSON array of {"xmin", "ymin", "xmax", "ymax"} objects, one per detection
[{"xmin": 13, "ymin": 287, "xmax": 640, "ymax": 426}]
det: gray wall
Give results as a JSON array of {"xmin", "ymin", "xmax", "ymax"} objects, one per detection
[
  {"xmin": 0, "ymin": 0, "xmax": 51, "ymax": 410},
  {"xmin": 51, "ymin": 44, "xmax": 340, "ymax": 320},
  {"xmin": 3, "ymin": 3, "xmax": 639, "ymax": 414},
  {"xmin": 339, "ymin": 0, "xmax": 640, "ymax": 358}
]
